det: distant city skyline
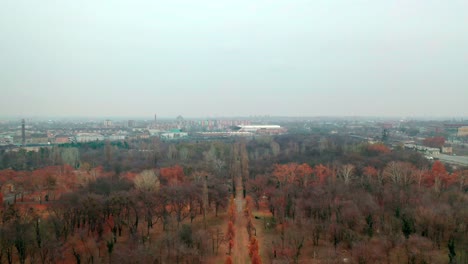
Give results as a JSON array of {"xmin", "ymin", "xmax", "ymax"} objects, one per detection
[
  {"xmin": 1, "ymin": 115, "xmax": 467, "ymax": 123},
  {"xmin": 1, "ymin": 1, "xmax": 467, "ymax": 118}
]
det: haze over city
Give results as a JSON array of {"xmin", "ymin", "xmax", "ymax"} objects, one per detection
[
  {"xmin": 1, "ymin": 1, "xmax": 468, "ymax": 118},
  {"xmin": 2, "ymin": 2, "xmax": 468, "ymax": 264}
]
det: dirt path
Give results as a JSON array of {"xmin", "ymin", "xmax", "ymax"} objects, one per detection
[{"xmin": 232, "ymin": 176, "xmax": 249, "ymax": 264}]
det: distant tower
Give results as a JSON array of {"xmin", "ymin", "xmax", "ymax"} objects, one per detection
[
  {"xmin": 104, "ymin": 120, "xmax": 112, "ymax": 128},
  {"xmin": 152, "ymin": 114, "xmax": 157, "ymax": 129},
  {"xmin": 21, "ymin": 119, "xmax": 26, "ymax": 146},
  {"xmin": 382, "ymin": 128, "xmax": 389, "ymax": 142}
]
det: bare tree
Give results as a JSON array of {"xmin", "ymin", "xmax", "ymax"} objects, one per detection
[
  {"xmin": 383, "ymin": 161, "xmax": 415, "ymax": 187},
  {"xmin": 339, "ymin": 164, "xmax": 355, "ymax": 185},
  {"xmin": 134, "ymin": 170, "xmax": 160, "ymax": 193}
]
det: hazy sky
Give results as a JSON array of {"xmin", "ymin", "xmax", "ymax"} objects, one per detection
[{"xmin": 1, "ymin": 1, "xmax": 467, "ymax": 118}]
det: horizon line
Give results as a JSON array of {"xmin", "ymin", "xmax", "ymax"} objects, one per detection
[{"xmin": 1, "ymin": 114, "xmax": 467, "ymax": 121}]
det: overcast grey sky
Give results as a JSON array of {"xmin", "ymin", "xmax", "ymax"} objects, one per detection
[{"xmin": 1, "ymin": 1, "xmax": 467, "ymax": 118}]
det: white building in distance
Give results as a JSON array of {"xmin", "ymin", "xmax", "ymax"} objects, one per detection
[
  {"xmin": 75, "ymin": 133, "xmax": 105, "ymax": 143},
  {"xmin": 235, "ymin": 125, "xmax": 286, "ymax": 135}
]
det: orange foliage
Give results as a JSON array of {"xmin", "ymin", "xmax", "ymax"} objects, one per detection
[
  {"xmin": 121, "ymin": 171, "xmax": 138, "ymax": 181},
  {"xmin": 34, "ymin": 166, "xmax": 77, "ymax": 189},
  {"xmin": 0, "ymin": 169, "xmax": 18, "ymax": 182},
  {"xmin": 313, "ymin": 164, "xmax": 332, "ymax": 185},
  {"xmin": 225, "ymin": 256, "xmax": 233, "ymax": 264},
  {"xmin": 248, "ymin": 236, "xmax": 259, "ymax": 257},
  {"xmin": 247, "ymin": 216, "xmax": 255, "ymax": 238},
  {"xmin": 106, "ymin": 215, "xmax": 115, "ymax": 232},
  {"xmin": 424, "ymin": 161, "xmax": 457, "ymax": 190},
  {"xmin": 296, "ymin": 163, "xmax": 313, "ymax": 179},
  {"xmin": 273, "ymin": 163, "xmax": 312, "ymax": 186},
  {"xmin": 276, "ymin": 221, "xmax": 289, "ymax": 232},
  {"xmin": 363, "ymin": 166, "xmax": 378, "ymax": 178},
  {"xmin": 245, "ymin": 195, "xmax": 253, "ymax": 211},
  {"xmin": 251, "ymin": 252, "xmax": 262, "ymax": 264},
  {"xmin": 432, "ymin": 161, "xmax": 447, "ymax": 177},
  {"xmin": 228, "ymin": 239, "xmax": 234, "ymax": 254},
  {"xmin": 27, "ymin": 204, "xmax": 48, "ymax": 211},
  {"xmin": 160, "ymin": 165, "xmax": 185, "ymax": 185},
  {"xmin": 367, "ymin": 143, "xmax": 391, "ymax": 154},
  {"xmin": 31, "ymin": 166, "xmax": 59, "ymax": 178},
  {"xmin": 422, "ymin": 170, "xmax": 434, "ymax": 187},
  {"xmin": 93, "ymin": 165, "xmax": 106, "ymax": 175},
  {"xmin": 228, "ymin": 197, "xmax": 236, "ymax": 223},
  {"xmin": 226, "ymin": 219, "xmax": 235, "ymax": 255},
  {"xmin": 227, "ymin": 221, "xmax": 235, "ymax": 241},
  {"xmin": 445, "ymin": 172, "xmax": 459, "ymax": 187}
]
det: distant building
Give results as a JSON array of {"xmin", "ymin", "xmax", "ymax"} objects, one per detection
[
  {"xmin": 28, "ymin": 134, "xmax": 49, "ymax": 144},
  {"xmin": 160, "ymin": 129, "xmax": 188, "ymax": 140},
  {"xmin": 108, "ymin": 134, "xmax": 126, "ymax": 141},
  {"xmin": 458, "ymin": 126, "xmax": 468, "ymax": 137},
  {"xmin": 426, "ymin": 147, "xmax": 440, "ymax": 156},
  {"xmin": 196, "ymin": 131, "xmax": 253, "ymax": 137},
  {"xmin": 404, "ymin": 143, "xmax": 440, "ymax": 156},
  {"xmin": 235, "ymin": 125, "xmax": 286, "ymax": 135},
  {"xmin": 148, "ymin": 129, "xmax": 161, "ymax": 136},
  {"xmin": 139, "ymin": 134, "xmax": 150, "ymax": 139},
  {"xmin": 127, "ymin": 120, "xmax": 136, "ymax": 128},
  {"xmin": 55, "ymin": 135, "xmax": 71, "ymax": 144},
  {"xmin": 75, "ymin": 133, "xmax": 105, "ymax": 143},
  {"xmin": 441, "ymin": 145, "xmax": 453, "ymax": 154},
  {"xmin": 0, "ymin": 135, "xmax": 14, "ymax": 146},
  {"xmin": 104, "ymin": 120, "xmax": 112, "ymax": 128}
]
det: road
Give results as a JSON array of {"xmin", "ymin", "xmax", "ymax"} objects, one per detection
[
  {"xmin": 232, "ymin": 176, "xmax": 249, "ymax": 264},
  {"xmin": 437, "ymin": 154, "xmax": 468, "ymax": 166}
]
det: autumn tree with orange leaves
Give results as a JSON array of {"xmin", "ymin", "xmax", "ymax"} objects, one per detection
[
  {"xmin": 248, "ymin": 236, "xmax": 259, "ymax": 257},
  {"xmin": 427, "ymin": 161, "xmax": 458, "ymax": 193},
  {"xmin": 228, "ymin": 197, "xmax": 236, "ymax": 223},
  {"xmin": 160, "ymin": 165, "xmax": 185, "ymax": 185},
  {"xmin": 226, "ymin": 221, "xmax": 235, "ymax": 255},
  {"xmin": 249, "ymin": 236, "xmax": 262, "ymax": 264},
  {"xmin": 225, "ymin": 197, "xmax": 237, "ymax": 255},
  {"xmin": 362, "ymin": 165, "xmax": 379, "ymax": 184},
  {"xmin": 313, "ymin": 164, "xmax": 332, "ymax": 185},
  {"xmin": 273, "ymin": 163, "xmax": 313, "ymax": 188},
  {"xmin": 1, "ymin": 135, "xmax": 468, "ymax": 263},
  {"xmin": 366, "ymin": 143, "xmax": 391, "ymax": 155}
]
